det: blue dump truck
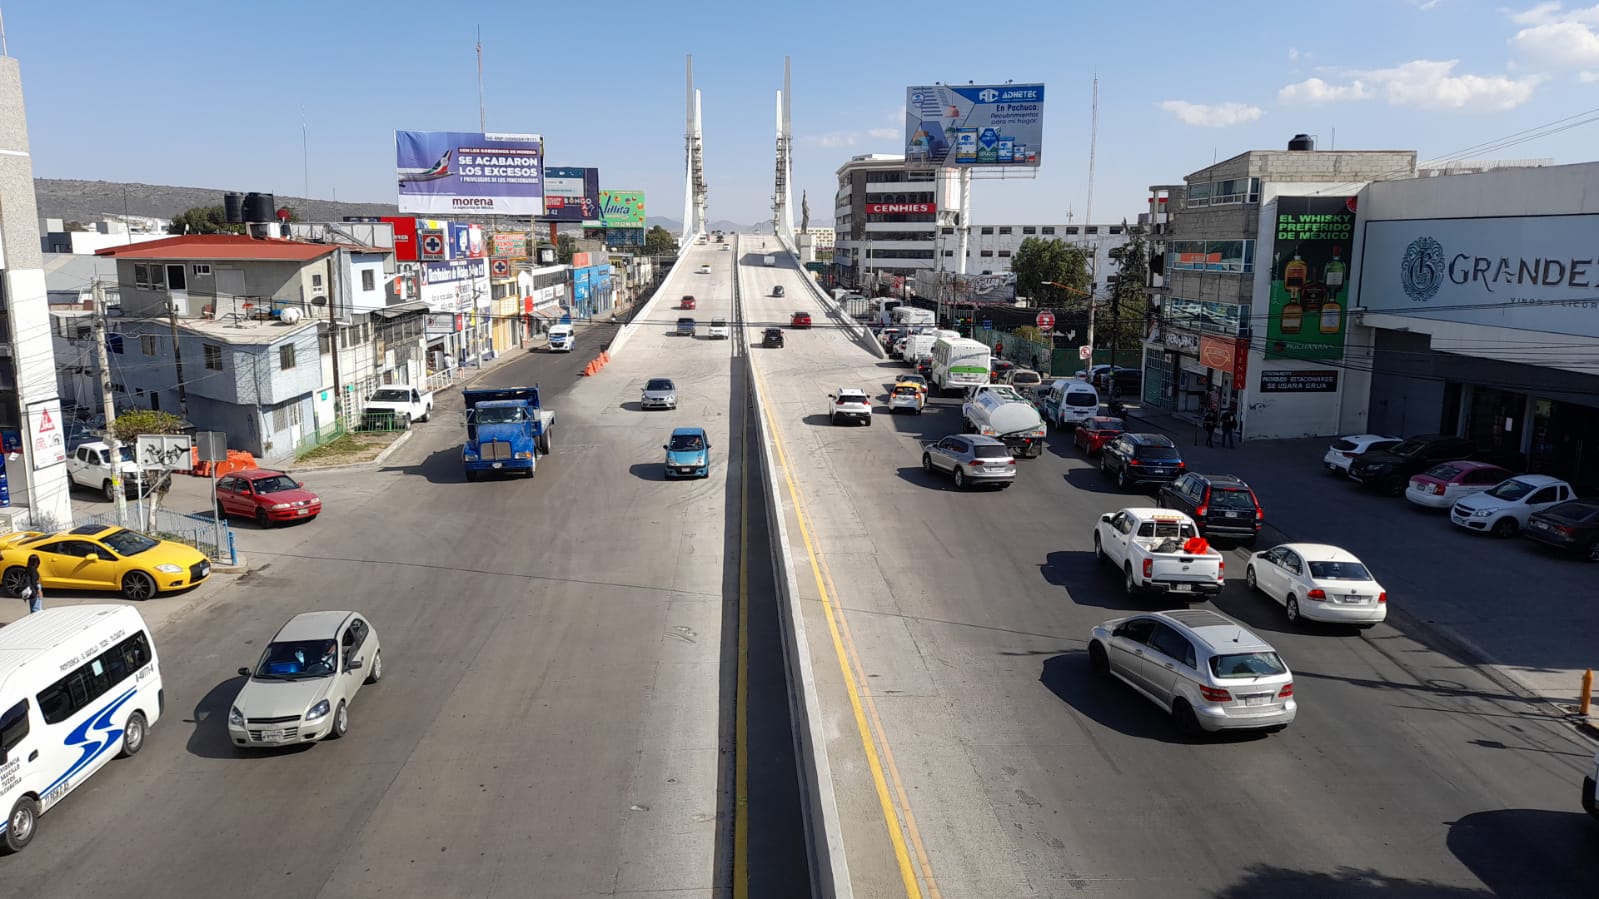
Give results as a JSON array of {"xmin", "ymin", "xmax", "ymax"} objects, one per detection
[{"xmin": 462, "ymin": 386, "xmax": 556, "ymax": 481}]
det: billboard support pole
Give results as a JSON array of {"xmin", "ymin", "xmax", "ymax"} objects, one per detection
[{"xmin": 955, "ymin": 167, "xmax": 972, "ymax": 276}]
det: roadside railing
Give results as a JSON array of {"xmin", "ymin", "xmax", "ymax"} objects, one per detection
[{"xmin": 80, "ymin": 506, "xmax": 234, "ymax": 564}]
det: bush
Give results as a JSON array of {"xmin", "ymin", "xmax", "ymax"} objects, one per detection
[{"xmin": 107, "ymin": 410, "xmax": 186, "ymax": 443}]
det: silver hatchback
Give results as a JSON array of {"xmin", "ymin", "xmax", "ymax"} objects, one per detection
[{"xmin": 1088, "ymin": 609, "xmax": 1296, "ymax": 736}]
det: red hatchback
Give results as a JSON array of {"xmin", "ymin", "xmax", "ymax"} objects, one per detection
[
  {"xmin": 216, "ymin": 469, "xmax": 322, "ymax": 526},
  {"xmin": 791, "ymin": 311, "xmax": 812, "ymax": 329},
  {"xmin": 1073, "ymin": 416, "xmax": 1125, "ymax": 454},
  {"xmin": 680, "ymin": 295, "xmax": 696, "ymax": 310}
]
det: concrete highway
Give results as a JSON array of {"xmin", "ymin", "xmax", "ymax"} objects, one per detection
[
  {"xmin": 741, "ymin": 250, "xmax": 1599, "ymax": 898},
  {"xmin": 3, "ymin": 241, "xmax": 808, "ymax": 898}
]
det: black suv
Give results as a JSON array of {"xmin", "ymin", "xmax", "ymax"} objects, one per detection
[
  {"xmin": 1347, "ymin": 434, "xmax": 1477, "ymax": 495},
  {"xmin": 1100, "ymin": 433, "xmax": 1185, "ymax": 490},
  {"xmin": 762, "ymin": 327, "xmax": 785, "ymax": 348},
  {"xmin": 1157, "ymin": 473, "xmax": 1263, "ymax": 543}
]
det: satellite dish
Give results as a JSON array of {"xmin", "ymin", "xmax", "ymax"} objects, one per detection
[
  {"xmin": 280, "ymin": 307, "xmax": 304, "ymax": 324},
  {"xmin": 310, "ymin": 296, "xmax": 327, "ymax": 307}
]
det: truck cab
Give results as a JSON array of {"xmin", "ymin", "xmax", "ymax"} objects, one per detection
[{"xmin": 462, "ymin": 387, "xmax": 555, "ymax": 481}]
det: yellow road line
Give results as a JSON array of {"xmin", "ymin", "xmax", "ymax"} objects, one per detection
[
  {"xmin": 734, "ymin": 378, "xmax": 751, "ymax": 899},
  {"xmin": 751, "ymin": 364, "xmax": 927, "ymax": 899}
]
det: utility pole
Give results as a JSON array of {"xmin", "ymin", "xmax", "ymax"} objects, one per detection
[
  {"xmin": 167, "ymin": 287, "xmax": 189, "ymax": 417},
  {"xmin": 92, "ymin": 279, "xmax": 129, "ymax": 526},
  {"xmin": 327, "ymin": 254, "xmax": 344, "ymax": 426}
]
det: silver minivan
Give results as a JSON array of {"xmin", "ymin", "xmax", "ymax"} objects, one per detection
[{"xmin": 1088, "ymin": 609, "xmax": 1296, "ymax": 736}]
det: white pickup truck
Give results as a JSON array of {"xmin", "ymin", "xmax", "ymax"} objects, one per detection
[
  {"xmin": 67, "ymin": 441, "xmax": 166, "ymax": 502},
  {"xmin": 363, "ymin": 384, "xmax": 433, "ymax": 428},
  {"xmin": 962, "ymin": 384, "xmax": 1047, "ymax": 458},
  {"xmin": 1093, "ymin": 507, "xmax": 1226, "ymax": 599}
]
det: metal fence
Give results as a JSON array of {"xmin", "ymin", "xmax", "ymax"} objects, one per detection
[
  {"xmin": 293, "ymin": 421, "xmax": 346, "ymax": 457},
  {"xmin": 80, "ymin": 507, "xmax": 232, "ymax": 563}
]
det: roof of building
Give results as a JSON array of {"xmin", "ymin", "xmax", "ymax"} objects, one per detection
[{"xmin": 94, "ymin": 234, "xmax": 341, "ymax": 262}]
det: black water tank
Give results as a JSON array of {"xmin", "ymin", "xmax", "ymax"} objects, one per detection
[
  {"xmin": 242, "ymin": 192, "xmax": 276, "ymax": 222},
  {"xmin": 1288, "ymin": 134, "xmax": 1315, "ymax": 151},
  {"xmin": 223, "ymin": 192, "xmax": 246, "ymax": 224}
]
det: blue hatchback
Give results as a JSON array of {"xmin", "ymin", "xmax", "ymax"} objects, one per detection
[{"xmin": 664, "ymin": 427, "xmax": 711, "ymax": 479}]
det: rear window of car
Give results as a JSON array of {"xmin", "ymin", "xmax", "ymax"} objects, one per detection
[
  {"xmin": 1210, "ymin": 652, "xmax": 1287, "ymax": 679},
  {"xmin": 1065, "ymin": 391, "xmax": 1098, "ymax": 407},
  {"xmin": 1208, "ymin": 487, "xmax": 1256, "ymax": 510},
  {"xmin": 1136, "ymin": 445, "xmax": 1181, "ymax": 460},
  {"xmin": 1307, "ymin": 561, "xmax": 1372, "ymax": 580},
  {"xmin": 712, "ymin": 319, "xmax": 727, "ymax": 327},
  {"xmin": 1332, "ymin": 439, "xmax": 1357, "ymax": 451},
  {"xmin": 894, "ymin": 386, "xmax": 918, "ymax": 396},
  {"xmin": 972, "ymin": 444, "xmax": 1010, "ymax": 459},
  {"xmin": 1422, "ymin": 464, "xmax": 1462, "ymax": 480}
]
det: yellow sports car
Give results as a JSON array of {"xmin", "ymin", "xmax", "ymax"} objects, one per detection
[{"xmin": 0, "ymin": 524, "xmax": 212, "ymax": 600}]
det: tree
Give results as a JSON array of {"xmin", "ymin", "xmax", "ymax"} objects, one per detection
[
  {"xmin": 1106, "ymin": 224, "xmax": 1149, "ymax": 354},
  {"xmin": 1011, "ymin": 238, "xmax": 1090, "ymax": 309},
  {"xmin": 168, "ymin": 205, "xmax": 242, "ymax": 235},
  {"xmin": 556, "ymin": 234, "xmax": 578, "ymax": 265},
  {"xmin": 107, "ymin": 410, "xmax": 186, "ymax": 444},
  {"xmin": 644, "ymin": 225, "xmax": 678, "ymax": 257}
]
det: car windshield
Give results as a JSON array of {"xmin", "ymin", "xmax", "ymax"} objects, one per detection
[
  {"xmin": 1423, "ymin": 464, "xmax": 1463, "ymax": 480},
  {"xmin": 1210, "ymin": 652, "xmax": 1287, "ymax": 679},
  {"xmin": 645, "ymin": 379, "xmax": 675, "ymax": 392},
  {"xmin": 1388, "ymin": 439, "xmax": 1426, "ymax": 457},
  {"xmin": 115, "ymin": 445, "xmax": 135, "ymax": 462},
  {"xmin": 1307, "ymin": 560, "xmax": 1372, "ymax": 580},
  {"xmin": 972, "ymin": 444, "xmax": 1010, "ymax": 459},
  {"xmin": 255, "ymin": 639, "xmax": 338, "ymax": 679},
  {"xmin": 252, "ymin": 475, "xmax": 300, "ymax": 494},
  {"xmin": 669, "ymin": 434, "xmax": 705, "ymax": 452},
  {"xmin": 474, "ymin": 406, "xmax": 528, "ymax": 424},
  {"xmin": 1485, "ymin": 478, "xmax": 1535, "ymax": 501},
  {"xmin": 99, "ymin": 528, "xmax": 159, "ymax": 557},
  {"xmin": 1209, "ymin": 487, "xmax": 1256, "ymax": 510},
  {"xmin": 370, "ymin": 388, "xmax": 410, "ymax": 402}
]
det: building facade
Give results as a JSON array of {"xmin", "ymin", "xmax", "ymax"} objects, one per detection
[
  {"xmin": 1143, "ymin": 139, "xmax": 1418, "ymax": 433},
  {"xmin": 831, "ymin": 154, "xmax": 943, "ymax": 289}
]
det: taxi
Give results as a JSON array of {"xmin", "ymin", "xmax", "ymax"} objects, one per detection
[
  {"xmin": 890, "ymin": 381, "xmax": 926, "ymax": 415},
  {"xmin": 0, "ymin": 524, "xmax": 211, "ymax": 600}
]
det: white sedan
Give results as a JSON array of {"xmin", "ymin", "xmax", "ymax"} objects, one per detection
[
  {"xmin": 1245, "ymin": 543, "xmax": 1387, "ymax": 627},
  {"xmin": 1449, "ymin": 474, "xmax": 1574, "ymax": 537},
  {"xmin": 696, "ymin": 265, "xmax": 712, "ymax": 274},
  {"xmin": 1323, "ymin": 434, "xmax": 1401, "ymax": 475}
]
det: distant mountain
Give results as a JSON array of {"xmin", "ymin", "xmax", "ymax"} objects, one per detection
[
  {"xmin": 33, "ymin": 179, "xmax": 399, "ymax": 229},
  {"xmin": 645, "ymin": 216, "xmax": 789, "ymax": 234}
]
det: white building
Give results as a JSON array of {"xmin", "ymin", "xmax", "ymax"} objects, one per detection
[{"xmin": 936, "ymin": 222, "xmax": 1131, "ymax": 289}]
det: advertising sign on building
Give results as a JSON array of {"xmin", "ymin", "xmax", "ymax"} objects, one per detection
[
  {"xmin": 489, "ymin": 232, "xmax": 528, "ymax": 257},
  {"xmin": 1265, "ymin": 196, "xmax": 1356, "ymax": 361},
  {"xmin": 904, "ymin": 84, "xmax": 1045, "ymax": 168},
  {"xmin": 396, "ymin": 131, "xmax": 544, "ymax": 216},
  {"xmin": 1200, "ymin": 335, "xmax": 1249, "ymax": 380},
  {"xmin": 425, "ymin": 313, "xmax": 461, "ymax": 335},
  {"xmin": 25, "ymin": 399, "xmax": 66, "ymax": 470},
  {"xmin": 420, "ymin": 258, "xmax": 486, "ymax": 313},
  {"xmin": 1259, "ymin": 370, "xmax": 1339, "ymax": 392},
  {"xmin": 865, "ymin": 202, "xmax": 936, "ymax": 215},
  {"xmin": 542, "ymin": 166, "xmax": 601, "ymax": 223},
  {"xmin": 1361, "ymin": 214, "xmax": 1599, "ymax": 340},
  {"xmin": 598, "ymin": 190, "xmax": 646, "ymax": 228}
]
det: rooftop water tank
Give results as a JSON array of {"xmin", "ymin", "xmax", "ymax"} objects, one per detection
[{"xmin": 1288, "ymin": 134, "xmax": 1315, "ymax": 151}]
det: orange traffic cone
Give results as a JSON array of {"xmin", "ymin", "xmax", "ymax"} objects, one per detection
[
  {"xmin": 601, "ymin": 350, "xmax": 610, "ymax": 364},
  {"xmin": 583, "ymin": 360, "xmax": 596, "ymax": 376}
]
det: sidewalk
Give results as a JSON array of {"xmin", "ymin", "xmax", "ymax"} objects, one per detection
[{"xmin": 1122, "ymin": 402, "xmax": 1598, "ymax": 731}]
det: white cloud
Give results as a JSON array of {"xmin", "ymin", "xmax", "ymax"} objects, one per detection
[
  {"xmin": 1512, "ymin": 20, "xmax": 1599, "ymax": 68},
  {"xmin": 1275, "ymin": 60, "xmax": 1542, "ymax": 111},
  {"xmin": 1159, "ymin": 100, "xmax": 1264, "ymax": 127},
  {"xmin": 1582, "ymin": 69, "xmax": 1599, "ymax": 80},
  {"xmin": 802, "ymin": 133, "xmax": 861, "ymax": 148},
  {"xmin": 1509, "ymin": 2, "xmax": 1599, "ymax": 26},
  {"xmin": 866, "ymin": 127, "xmax": 900, "ymax": 140},
  {"xmin": 1279, "ymin": 77, "xmax": 1372, "ymax": 103}
]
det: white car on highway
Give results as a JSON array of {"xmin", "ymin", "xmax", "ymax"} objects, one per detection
[
  {"xmin": 696, "ymin": 264, "xmax": 711, "ymax": 274},
  {"xmin": 1323, "ymin": 434, "xmax": 1401, "ymax": 474},
  {"xmin": 707, "ymin": 318, "xmax": 730, "ymax": 339},
  {"xmin": 1245, "ymin": 543, "xmax": 1387, "ymax": 627},
  {"xmin": 1449, "ymin": 474, "xmax": 1575, "ymax": 537},
  {"xmin": 229, "ymin": 611, "xmax": 382, "ymax": 748},
  {"xmin": 641, "ymin": 378, "xmax": 678, "ymax": 410},
  {"xmin": 828, "ymin": 388, "xmax": 873, "ymax": 426}
]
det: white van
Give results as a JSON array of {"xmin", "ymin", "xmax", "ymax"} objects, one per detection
[
  {"xmin": 930, "ymin": 337, "xmax": 991, "ymax": 395},
  {"xmin": 547, "ymin": 324, "xmax": 575, "ymax": 352},
  {"xmin": 1044, "ymin": 378, "xmax": 1101, "ymax": 428},
  {"xmin": 1, "ymin": 605, "xmax": 163, "ymax": 853}
]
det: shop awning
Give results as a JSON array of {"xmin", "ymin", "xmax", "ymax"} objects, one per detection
[{"xmin": 371, "ymin": 300, "xmax": 431, "ymax": 319}]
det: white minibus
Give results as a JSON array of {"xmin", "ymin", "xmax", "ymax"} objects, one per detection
[
  {"xmin": 1, "ymin": 605, "xmax": 163, "ymax": 854},
  {"xmin": 930, "ymin": 337, "xmax": 991, "ymax": 395}
]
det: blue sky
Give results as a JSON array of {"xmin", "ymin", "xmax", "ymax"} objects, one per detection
[{"xmin": 8, "ymin": 0, "xmax": 1599, "ymax": 227}]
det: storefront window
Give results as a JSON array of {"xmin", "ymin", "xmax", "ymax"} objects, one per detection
[{"xmin": 1169, "ymin": 240, "xmax": 1255, "ymax": 273}]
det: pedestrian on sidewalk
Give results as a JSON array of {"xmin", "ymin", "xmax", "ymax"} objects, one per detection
[
  {"xmin": 1200, "ymin": 409, "xmax": 1217, "ymax": 448},
  {"xmin": 1220, "ymin": 408, "xmax": 1237, "ymax": 448},
  {"xmin": 994, "ymin": 341, "xmax": 1004, "ymax": 359},
  {"xmin": 20, "ymin": 555, "xmax": 43, "ymax": 614}
]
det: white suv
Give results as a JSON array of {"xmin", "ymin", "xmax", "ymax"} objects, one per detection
[
  {"xmin": 828, "ymin": 389, "xmax": 873, "ymax": 426},
  {"xmin": 707, "ymin": 318, "xmax": 730, "ymax": 339}
]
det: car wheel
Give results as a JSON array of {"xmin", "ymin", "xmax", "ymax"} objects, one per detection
[
  {"xmin": 118, "ymin": 711, "xmax": 147, "ymax": 758},
  {"xmin": 255, "ymin": 508, "xmax": 271, "ymax": 528},
  {"xmin": 4, "ymin": 796, "xmax": 38, "ymax": 854},
  {"xmin": 1088, "ymin": 642, "xmax": 1110, "ymax": 678},
  {"xmin": 830, "ymin": 412, "xmax": 838, "ymax": 426},
  {"xmin": 122, "ymin": 571, "xmax": 157, "ymax": 601},
  {"xmin": 1285, "ymin": 596, "xmax": 1301, "ymax": 624},
  {"xmin": 1491, "ymin": 518, "xmax": 1519, "ymax": 538},
  {"xmin": 1117, "ymin": 467, "xmax": 1129, "ymax": 490},
  {"xmin": 1093, "ymin": 533, "xmax": 1105, "ymax": 565},
  {"xmin": 1245, "ymin": 566, "xmax": 1259, "ymax": 592},
  {"xmin": 866, "ymin": 416, "xmax": 872, "ymax": 426},
  {"xmin": 953, "ymin": 468, "xmax": 967, "ymax": 490},
  {"xmin": 365, "ymin": 651, "xmax": 383, "ymax": 685},
  {"xmin": 0, "ymin": 567, "xmax": 28, "ymax": 598},
  {"xmin": 1172, "ymin": 699, "xmax": 1204, "ymax": 737},
  {"xmin": 922, "ymin": 453, "xmax": 934, "ymax": 473},
  {"xmin": 421, "ymin": 406, "xmax": 432, "ymax": 423},
  {"xmin": 328, "ymin": 701, "xmax": 349, "ymax": 740},
  {"xmin": 1123, "ymin": 565, "xmax": 1139, "ymax": 598},
  {"xmin": 103, "ymin": 480, "xmax": 119, "ymax": 503},
  {"xmin": 216, "ymin": 500, "xmax": 228, "ymax": 518},
  {"xmin": 1382, "ymin": 475, "xmax": 1405, "ymax": 496},
  {"xmin": 398, "ymin": 413, "xmax": 412, "ymax": 430}
]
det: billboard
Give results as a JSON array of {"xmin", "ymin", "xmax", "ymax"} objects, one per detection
[
  {"xmin": 866, "ymin": 202, "xmax": 936, "ymax": 215},
  {"xmin": 490, "ymin": 232, "xmax": 529, "ymax": 257},
  {"xmin": 1264, "ymin": 196, "xmax": 1357, "ymax": 360},
  {"xmin": 905, "ymin": 84, "xmax": 1045, "ymax": 167},
  {"xmin": 396, "ymin": 131, "xmax": 544, "ymax": 215},
  {"xmin": 542, "ymin": 166, "xmax": 601, "ymax": 223},
  {"xmin": 598, "ymin": 190, "xmax": 646, "ymax": 228},
  {"xmin": 1361, "ymin": 214, "xmax": 1599, "ymax": 340}
]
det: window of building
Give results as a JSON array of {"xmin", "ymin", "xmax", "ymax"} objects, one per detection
[
  {"xmin": 109, "ymin": 333, "xmax": 125, "ymax": 354},
  {"xmin": 1186, "ymin": 181, "xmax": 1213, "ymax": 207},
  {"xmin": 980, "ymin": 250, "xmax": 994, "ymax": 257},
  {"xmin": 361, "ymin": 269, "xmax": 376, "ymax": 291},
  {"xmin": 279, "ymin": 344, "xmax": 296, "ymax": 370},
  {"xmin": 1109, "ymin": 225, "xmax": 1124, "ymax": 235},
  {"xmin": 1248, "ymin": 177, "xmax": 1262, "ymax": 203},
  {"xmin": 998, "ymin": 227, "xmax": 1012, "ymax": 235},
  {"xmin": 1066, "ymin": 226, "xmax": 1080, "ymax": 235},
  {"xmin": 1041, "ymin": 226, "xmax": 1056, "ymax": 235},
  {"xmin": 1022, "ymin": 226, "xmax": 1036, "ymax": 235},
  {"xmin": 272, "ymin": 405, "xmax": 288, "ymax": 431},
  {"xmin": 312, "ymin": 273, "xmax": 324, "ymax": 289},
  {"xmin": 203, "ymin": 343, "xmax": 222, "ymax": 371},
  {"xmin": 192, "ymin": 264, "xmax": 212, "ymax": 276},
  {"xmin": 1086, "ymin": 226, "xmax": 1099, "ymax": 235},
  {"xmin": 1212, "ymin": 179, "xmax": 1249, "ymax": 205},
  {"xmin": 134, "ymin": 264, "xmax": 151, "ymax": 288},
  {"xmin": 999, "ymin": 250, "xmax": 1012, "ymax": 258},
  {"xmin": 319, "ymin": 332, "xmax": 332, "ymax": 354},
  {"xmin": 943, "ymin": 250, "xmax": 954, "ymax": 257},
  {"xmin": 941, "ymin": 227, "xmax": 954, "ymax": 235},
  {"xmin": 140, "ymin": 334, "xmax": 159, "ymax": 356},
  {"xmin": 1168, "ymin": 239, "xmax": 1257, "ymax": 273},
  {"xmin": 979, "ymin": 227, "xmax": 993, "ymax": 235},
  {"xmin": 150, "ymin": 265, "xmax": 164, "ymax": 288}
]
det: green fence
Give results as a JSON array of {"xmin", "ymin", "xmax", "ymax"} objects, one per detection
[
  {"xmin": 294, "ymin": 421, "xmax": 347, "ymax": 458},
  {"xmin": 974, "ymin": 326, "xmax": 1136, "ymax": 377}
]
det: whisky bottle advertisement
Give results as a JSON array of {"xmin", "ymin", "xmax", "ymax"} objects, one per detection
[{"xmin": 1266, "ymin": 195, "xmax": 1357, "ymax": 361}]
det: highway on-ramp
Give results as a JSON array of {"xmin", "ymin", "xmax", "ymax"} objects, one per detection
[{"xmin": 741, "ymin": 249, "xmax": 1599, "ymax": 898}]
